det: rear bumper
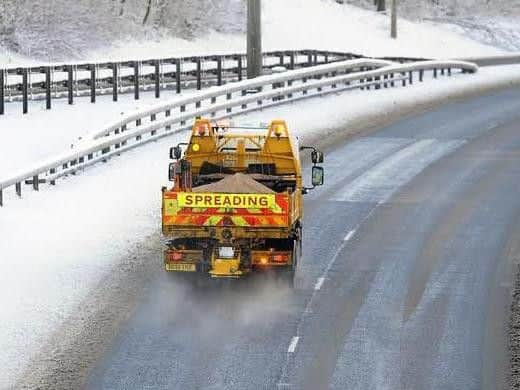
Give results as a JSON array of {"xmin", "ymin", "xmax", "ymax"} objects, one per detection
[
  {"xmin": 164, "ymin": 249, "xmax": 202, "ymax": 272},
  {"xmin": 209, "ymin": 258, "xmax": 243, "ymax": 278},
  {"xmin": 162, "ymin": 226, "xmax": 292, "ymax": 240},
  {"xmin": 164, "ymin": 248, "xmax": 293, "ymax": 277}
]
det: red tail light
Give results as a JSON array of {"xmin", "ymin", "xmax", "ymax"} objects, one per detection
[
  {"xmin": 271, "ymin": 254, "xmax": 289, "ymax": 263},
  {"xmin": 167, "ymin": 252, "xmax": 184, "ymax": 262}
]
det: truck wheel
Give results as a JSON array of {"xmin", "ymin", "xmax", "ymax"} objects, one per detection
[{"xmin": 277, "ymin": 238, "xmax": 299, "ymax": 288}]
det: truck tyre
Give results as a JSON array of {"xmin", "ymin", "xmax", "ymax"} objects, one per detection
[{"xmin": 277, "ymin": 238, "xmax": 299, "ymax": 288}]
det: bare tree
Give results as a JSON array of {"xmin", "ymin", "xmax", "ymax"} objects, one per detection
[
  {"xmin": 143, "ymin": 0, "xmax": 152, "ymax": 25},
  {"xmin": 119, "ymin": 0, "xmax": 126, "ymax": 16},
  {"xmin": 0, "ymin": 0, "xmax": 246, "ymax": 60}
]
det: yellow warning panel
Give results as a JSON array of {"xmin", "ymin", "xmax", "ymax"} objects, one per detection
[{"xmin": 178, "ymin": 193, "xmax": 275, "ymax": 209}]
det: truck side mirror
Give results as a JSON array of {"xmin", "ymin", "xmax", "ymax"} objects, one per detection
[
  {"xmin": 311, "ymin": 150, "xmax": 324, "ymax": 164},
  {"xmin": 168, "ymin": 162, "xmax": 176, "ymax": 181},
  {"xmin": 312, "ymin": 166, "xmax": 324, "ymax": 187},
  {"xmin": 170, "ymin": 146, "xmax": 182, "ymax": 160}
]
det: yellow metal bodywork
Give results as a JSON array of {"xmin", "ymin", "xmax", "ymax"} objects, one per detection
[
  {"xmin": 185, "ymin": 118, "xmax": 302, "ymax": 182},
  {"xmin": 209, "ymin": 257, "xmax": 243, "ymax": 278},
  {"xmin": 162, "ymin": 118, "xmax": 304, "ymax": 278},
  {"xmin": 163, "ymin": 118, "xmax": 303, "ymax": 233}
]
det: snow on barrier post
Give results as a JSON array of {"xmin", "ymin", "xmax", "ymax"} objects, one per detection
[{"xmin": 0, "ymin": 59, "xmax": 478, "ymax": 207}]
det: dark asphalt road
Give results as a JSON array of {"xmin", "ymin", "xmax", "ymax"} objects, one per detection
[{"xmin": 87, "ymin": 88, "xmax": 520, "ymax": 390}]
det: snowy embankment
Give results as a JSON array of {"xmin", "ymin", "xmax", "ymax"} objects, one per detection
[
  {"xmin": 0, "ymin": 90, "xmax": 183, "ymax": 177},
  {"xmin": 87, "ymin": 0, "xmax": 502, "ymax": 62},
  {"xmin": 429, "ymin": 17, "xmax": 520, "ymax": 52},
  {"xmin": 0, "ymin": 0, "xmax": 518, "ymax": 388},
  {"xmin": 0, "ymin": 0, "xmax": 502, "ymax": 67}
]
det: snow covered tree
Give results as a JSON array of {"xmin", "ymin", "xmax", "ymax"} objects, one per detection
[{"xmin": 0, "ymin": 0, "xmax": 246, "ymax": 60}]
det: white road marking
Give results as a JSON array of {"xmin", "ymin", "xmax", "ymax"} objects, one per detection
[
  {"xmin": 279, "ymin": 224, "xmax": 368, "ymax": 385},
  {"xmin": 344, "ymin": 230, "xmax": 356, "ymax": 242},
  {"xmin": 314, "ymin": 277, "xmax": 325, "ymax": 291},
  {"xmin": 277, "ymin": 212, "xmax": 377, "ymax": 386},
  {"xmin": 279, "ymin": 137, "xmax": 465, "ymax": 387},
  {"xmin": 313, "ymin": 230, "xmax": 355, "ymax": 292},
  {"xmin": 287, "ymin": 336, "xmax": 300, "ymax": 353},
  {"xmin": 332, "ymin": 139, "xmax": 465, "ymax": 203},
  {"xmin": 321, "ymin": 137, "xmax": 412, "ymax": 185}
]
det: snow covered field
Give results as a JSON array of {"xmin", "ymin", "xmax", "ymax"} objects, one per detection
[
  {"xmin": 0, "ymin": 0, "xmax": 519, "ymax": 388},
  {"xmin": 0, "ymin": 0, "xmax": 502, "ymax": 68},
  {"xmin": 86, "ymin": 0, "xmax": 502, "ymax": 62},
  {"xmin": 429, "ymin": 17, "xmax": 520, "ymax": 52},
  {"xmin": 343, "ymin": 0, "xmax": 520, "ymax": 51}
]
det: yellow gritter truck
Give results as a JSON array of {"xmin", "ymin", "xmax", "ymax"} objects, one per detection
[{"xmin": 161, "ymin": 118, "xmax": 324, "ymax": 284}]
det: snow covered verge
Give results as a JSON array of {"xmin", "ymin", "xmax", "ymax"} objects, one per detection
[
  {"xmin": 0, "ymin": 0, "xmax": 502, "ymax": 67},
  {"xmin": 85, "ymin": 0, "xmax": 502, "ymax": 63},
  {"xmin": 1, "ymin": 64, "xmax": 520, "ymax": 389},
  {"xmin": 0, "ymin": 89, "xmax": 184, "ymax": 178},
  {"xmin": 342, "ymin": 0, "xmax": 520, "ymax": 50},
  {"xmin": 0, "ymin": 46, "xmax": 31, "ymax": 67},
  {"xmin": 0, "ymin": 0, "xmax": 245, "ymax": 61},
  {"xmin": 343, "ymin": 0, "xmax": 520, "ymax": 20},
  {"xmin": 427, "ymin": 17, "xmax": 520, "ymax": 52}
]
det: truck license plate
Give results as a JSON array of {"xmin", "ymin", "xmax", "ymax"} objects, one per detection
[{"xmin": 166, "ymin": 263, "xmax": 196, "ymax": 272}]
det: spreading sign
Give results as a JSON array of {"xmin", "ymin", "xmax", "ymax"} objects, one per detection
[{"xmin": 178, "ymin": 193, "xmax": 275, "ymax": 209}]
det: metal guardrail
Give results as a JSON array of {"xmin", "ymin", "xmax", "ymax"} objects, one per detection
[
  {"xmin": 0, "ymin": 58, "xmax": 477, "ymax": 206},
  {"xmin": 0, "ymin": 49, "xmax": 358, "ymax": 115},
  {"xmin": 1, "ymin": 48, "xmax": 517, "ymax": 116},
  {"xmin": 457, "ymin": 54, "xmax": 520, "ymax": 67},
  {"xmin": 89, "ymin": 58, "xmax": 395, "ymax": 139}
]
